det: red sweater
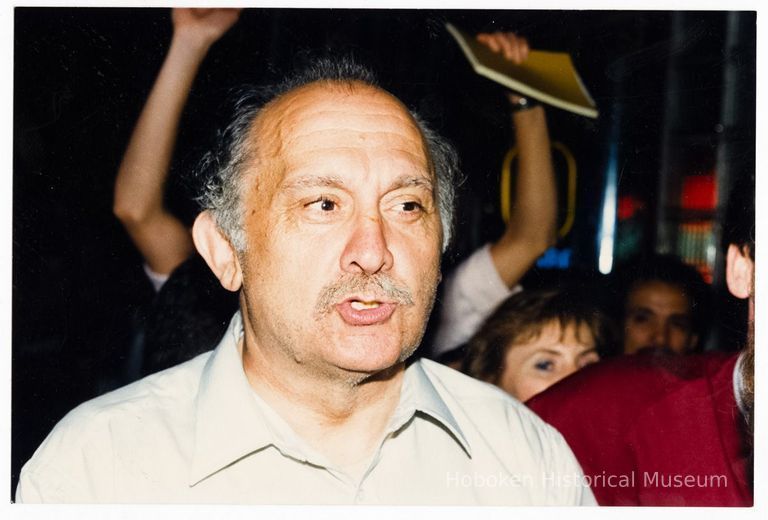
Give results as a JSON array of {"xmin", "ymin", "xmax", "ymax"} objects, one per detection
[{"xmin": 526, "ymin": 351, "xmax": 752, "ymax": 506}]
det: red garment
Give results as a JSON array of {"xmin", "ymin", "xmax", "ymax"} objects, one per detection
[{"xmin": 526, "ymin": 351, "xmax": 752, "ymax": 506}]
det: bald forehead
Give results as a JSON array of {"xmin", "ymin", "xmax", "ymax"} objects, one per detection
[
  {"xmin": 260, "ymin": 81, "xmax": 416, "ymax": 128},
  {"xmin": 249, "ymin": 81, "xmax": 430, "ymax": 168}
]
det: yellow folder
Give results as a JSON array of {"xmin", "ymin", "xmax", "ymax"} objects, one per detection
[{"xmin": 447, "ymin": 23, "xmax": 599, "ymax": 119}]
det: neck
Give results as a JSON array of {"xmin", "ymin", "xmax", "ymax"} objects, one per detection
[{"xmin": 239, "ymin": 321, "xmax": 406, "ymax": 469}]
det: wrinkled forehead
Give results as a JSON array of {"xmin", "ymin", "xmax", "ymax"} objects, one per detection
[{"xmin": 247, "ymin": 81, "xmax": 431, "ymax": 178}]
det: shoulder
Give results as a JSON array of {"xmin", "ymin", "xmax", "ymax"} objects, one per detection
[
  {"xmin": 19, "ymin": 352, "xmax": 211, "ymax": 495},
  {"xmin": 64, "ymin": 350, "xmax": 210, "ymax": 428},
  {"xmin": 417, "ymin": 359, "xmax": 568, "ymax": 453},
  {"xmin": 415, "ymin": 359, "xmax": 591, "ymax": 505},
  {"xmin": 417, "ymin": 357, "xmax": 519, "ymax": 406}
]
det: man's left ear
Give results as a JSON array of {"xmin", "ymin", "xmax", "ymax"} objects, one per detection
[
  {"xmin": 725, "ymin": 244, "xmax": 754, "ymax": 300},
  {"xmin": 192, "ymin": 211, "xmax": 243, "ymax": 292}
]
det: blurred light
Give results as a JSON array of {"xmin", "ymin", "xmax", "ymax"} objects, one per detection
[
  {"xmin": 617, "ymin": 194, "xmax": 644, "ymax": 220},
  {"xmin": 598, "ymin": 142, "xmax": 619, "ymax": 275},
  {"xmin": 706, "ymin": 243, "xmax": 717, "ymax": 264},
  {"xmin": 680, "ymin": 173, "xmax": 717, "ymax": 210},
  {"xmin": 599, "ymin": 237, "xmax": 615, "ymax": 274},
  {"xmin": 536, "ymin": 247, "xmax": 573, "ymax": 269}
]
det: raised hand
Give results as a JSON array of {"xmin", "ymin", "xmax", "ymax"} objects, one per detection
[
  {"xmin": 171, "ymin": 8, "xmax": 242, "ymax": 48},
  {"xmin": 476, "ymin": 32, "xmax": 531, "ymax": 104},
  {"xmin": 476, "ymin": 32, "xmax": 530, "ymax": 63},
  {"xmin": 114, "ymin": 8, "xmax": 241, "ymax": 278}
]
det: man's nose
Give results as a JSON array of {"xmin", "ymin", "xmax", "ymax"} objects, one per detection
[
  {"xmin": 340, "ymin": 213, "xmax": 394, "ymax": 275},
  {"xmin": 651, "ymin": 324, "xmax": 669, "ymax": 348}
]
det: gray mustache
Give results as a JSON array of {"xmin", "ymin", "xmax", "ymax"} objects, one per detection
[{"xmin": 314, "ymin": 274, "xmax": 414, "ymax": 316}]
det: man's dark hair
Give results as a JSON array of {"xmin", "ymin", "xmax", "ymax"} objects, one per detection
[
  {"xmin": 461, "ymin": 285, "xmax": 616, "ymax": 384},
  {"xmin": 195, "ymin": 55, "xmax": 460, "ymax": 253}
]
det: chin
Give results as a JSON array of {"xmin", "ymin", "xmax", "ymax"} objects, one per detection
[{"xmin": 328, "ymin": 334, "xmax": 414, "ymax": 375}]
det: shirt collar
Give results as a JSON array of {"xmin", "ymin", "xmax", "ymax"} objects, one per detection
[
  {"xmin": 189, "ymin": 312, "xmax": 277, "ymax": 486},
  {"xmin": 394, "ymin": 360, "xmax": 472, "ymax": 457},
  {"xmin": 189, "ymin": 313, "xmax": 472, "ymax": 486}
]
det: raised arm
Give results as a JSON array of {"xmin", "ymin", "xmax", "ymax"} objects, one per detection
[
  {"xmin": 113, "ymin": 8, "xmax": 241, "ymax": 277},
  {"xmin": 430, "ymin": 31, "xmax": 557, "ymax": 358},
  {"xmin": 479, "ymin": 32, "xmax": 558, "ymax": 287}
]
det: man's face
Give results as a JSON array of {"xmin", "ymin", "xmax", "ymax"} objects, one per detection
[
  {"xmin": 237, "ymin": 82, "xmax": 442, "ymax": 381},
  {"xmin": 622, "ymin": 280, "xmax": 697, "ymax": 354}
]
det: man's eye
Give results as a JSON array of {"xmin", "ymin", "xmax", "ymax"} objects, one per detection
[
  {"xmin": 401, "ymin": 201, "xmax": 423, "ymax": 212},
  {"xmin": 534, "ymin": 360, "xmax": 554, "ymax": 372},
  {"xmin": 669, "ymin": 319, "xmax": 691, "ymax": 332},
  {"xmin": 307, "ymin": 197, "xmax": 337, "ymax": 211}
]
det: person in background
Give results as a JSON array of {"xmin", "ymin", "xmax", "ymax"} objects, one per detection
[
  {"xmin": 526, "ymin": 173, "xmax": 754, "ymax": 506},
  {"xmin": 139, "ymin": 254, "xmax": 239, "ymax": 376},
  {"xmin": 612, "ymin": 253, "xmax": 710, "ymax": 355},
  {"xmin": 461, "ymin": 285, "xmax": 615, "ymax": 401},
  {"xmin": 112, "ymin": 9, "xmax": 242, "ymax": 376},
  {"xmin": 113, "ymin": 8, "xmax": 241, "ymax": 291},
  {"xmin": 429, "ymin": 31, "xmax": 557, "ymax": 360}
]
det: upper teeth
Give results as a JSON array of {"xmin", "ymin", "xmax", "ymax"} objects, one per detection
[{"xmin": 351, "ymin": 301, "xmax": 381, "ymax": 310}]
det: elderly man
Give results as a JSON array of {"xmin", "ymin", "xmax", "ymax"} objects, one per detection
[{"xmin": 17, "ymin": 58, "xmax": 594, "ymax": 505}]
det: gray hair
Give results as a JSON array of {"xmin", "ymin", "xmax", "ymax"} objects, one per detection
[{"xmin": 196, "ymin": 56, "xmax": 460, "ymax": 253}]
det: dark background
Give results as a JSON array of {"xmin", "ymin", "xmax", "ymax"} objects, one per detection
[{"xmin": 12, "ymin": 8, "xmax": 756, "ymax": 496}]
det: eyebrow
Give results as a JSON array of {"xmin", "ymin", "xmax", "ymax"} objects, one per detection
[
  {"xmin": 626, "ymin": 306, "xmax": 691, "ymax": 318},
  {"xmin": 280, "ymin": 175, "xmax": 346, "ymax": 191},
  {"xmin": 386, "ymin": 175, "xmax": 434, "ymax": 193},
  {"xmin": 280, "ymin": 174, "xmax": 434, "ymax": 193},
  {"xmin": 533, "ymin": 347, "xmax": 597, "ymax": 358},
  {"xmin": 577, "ymin": 348, "xmax": 599, "ymax": 359},
  {"xmin": 537, "ymin": 349, "xmax": 564, "ymax": 357}
]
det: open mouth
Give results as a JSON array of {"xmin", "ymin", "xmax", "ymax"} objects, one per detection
[
  {"xmin": 336, "ymin": 298, "xmax": 396, "ymax": 326},
  {"xmin": 350, "ymin": 300, "xmax": 381, "ymax": 311}
]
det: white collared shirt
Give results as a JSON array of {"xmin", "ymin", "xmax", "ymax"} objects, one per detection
[{"xmin": 17, "ymin": 312, "xmax": 594, "ymax": 505}]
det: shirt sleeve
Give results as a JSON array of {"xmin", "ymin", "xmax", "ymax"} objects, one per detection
[
  {"xmin": 143, "ymin": 263, "xmax": 171, "ymax": 292},
  {"xmin": 16, "ymin": 451, "xmax": 95, "ymax": 503},
  {"xmin": 429, "ymin": 244, "xmax": 520, "ymax": 357},
  {"xmin": 15, "ymin": 405, "xmax": 117, "ymax": 503},
  {"xmin": 15, "ymin": 470, "xmax": 40, "ymax": 503},
  {"xmin": 16, "ymin": 464, "xmax": 69, "ymax": 503}
]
